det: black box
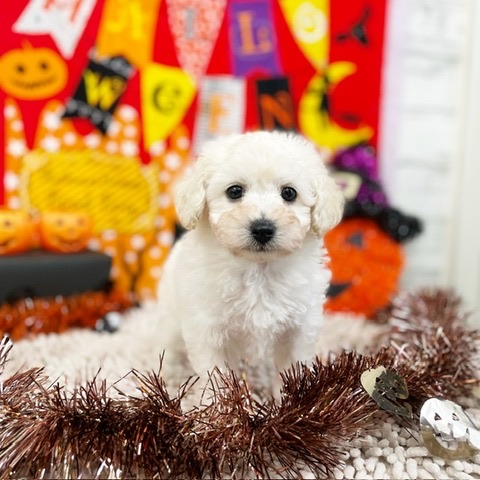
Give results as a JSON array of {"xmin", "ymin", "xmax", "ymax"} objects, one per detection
[{"xmin": 0, "ymin": 250, "xmax": 112, "ymax": 303}]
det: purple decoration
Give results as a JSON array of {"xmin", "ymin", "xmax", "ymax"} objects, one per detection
[
  {"xmin": 229, "ymin": 0, "xmax": 281, "ymax": 77},
  {"xmin": 357, "ymin": 182, "xmax": 388, "ymax": 208},
  {"xmin": 334, "ymin": 145, "xmax": 378, "ymax": 181},
  {"xmin": 333, "ymin": 144, "xmax": 388, "ymax": 207},
  {"xmin": 332, "ymin": 144, "xmax": 423, "ymax": 243}
]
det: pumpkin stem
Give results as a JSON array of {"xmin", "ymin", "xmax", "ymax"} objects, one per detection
[{"xmin": 21, "ymin": 39, "xmax": 34, "ymax": 50}]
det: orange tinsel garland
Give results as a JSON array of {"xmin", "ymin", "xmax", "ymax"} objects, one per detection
[{"xmin": 0, "ymin": 290, "xmax": 135, "ymax": 340}]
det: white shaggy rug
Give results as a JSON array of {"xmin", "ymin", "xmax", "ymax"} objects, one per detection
[{"xmin": 4, "ymin": 303, "xmax": 480, "ymax": 479}]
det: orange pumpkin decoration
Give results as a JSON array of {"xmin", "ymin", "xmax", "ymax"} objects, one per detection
[
  {"xmin": 324, "ymin": 218, "xmax": 404, "ymax": 318},
  {"xmin": 0, "ymin": 41, "xmax": 68, "ymax": 100},
  {"xmin": 0, "ymin": 209, "xmax": 35, "ymax": 255},
  {"xmin": 39, "ymin": 211, "xmax": 93, "ymax": 253}
]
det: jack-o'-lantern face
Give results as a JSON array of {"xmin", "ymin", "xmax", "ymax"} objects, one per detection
[
  {"xmin": 0, "ymin": 41, "xmax": 68, "ymax": 100},
  {"xmin": 0, "ymin": 209, "xmax": 35, "ymax": 255},
  {"xmin": 39, "ymin": 211, "xmax": 93, "ymax": 253},
  {"xmin": 324, "ymin": 218, "xmax": 404, "ymax": 318}
]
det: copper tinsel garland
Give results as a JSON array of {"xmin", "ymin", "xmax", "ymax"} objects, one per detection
[
  {"xmin": 0, "ymin": 289, "xmax": 478, "ymax": 479},
  {"xmin": 0, "ymin": 289, "xmax": 135, "ymax": 340}
]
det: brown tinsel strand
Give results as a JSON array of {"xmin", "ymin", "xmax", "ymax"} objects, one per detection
[
  {"xmin": 387, "ymin": 288, "xmax": 480, "ymax": 405},
  {"xmin": 0, "ymin": 289, "xmax": 136, "ymax": 340},
  {"xmin": 0, "ymin": 289, "xmax": 478, "ymax": 479}
]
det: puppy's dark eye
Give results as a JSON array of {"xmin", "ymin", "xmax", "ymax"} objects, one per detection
[
  {"xmin": 281, "ymin": 187, "xmax": 297, "ymax": 202},
  {"xmin": 226, "ymin": 185, "xmax": 244, "ymax": 200}
]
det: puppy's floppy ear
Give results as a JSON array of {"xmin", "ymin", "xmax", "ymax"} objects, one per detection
[
  {"xmin": 174, "ymin": 162, "xmax": 207, "ymax": 230},
  {"xmin": 311, "ymin": 173, "xmax": 345, "ymax": 238}
]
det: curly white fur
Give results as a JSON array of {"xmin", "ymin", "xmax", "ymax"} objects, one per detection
[{"xmin": 157, "ymin": 131, "xmax": 344, "ymax": 381}]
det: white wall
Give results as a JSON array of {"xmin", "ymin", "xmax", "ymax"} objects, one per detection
[
  {"xmin": 449, "ymin": 0, "xmax": 480, "ymax": 323},
  {"xmin": 379, "ymin": 0, "xmax": 480, "ymax": 323}
]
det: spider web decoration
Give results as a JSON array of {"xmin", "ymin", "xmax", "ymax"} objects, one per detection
[{"xmin": 0, "ymin": 289, "xmax": 478, "ymax": 479}]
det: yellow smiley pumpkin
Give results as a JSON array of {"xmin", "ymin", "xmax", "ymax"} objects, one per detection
[
  {"xmin": 39, "ymin": 211, "xmax": 93, "ymax": 253},
  {"xmin": 0, "ymin": 209, "xmax": 35, "ymax": 255},
  {"xmin": 0, "ymin": 41, "xmax": 68, "ymax": 100}
]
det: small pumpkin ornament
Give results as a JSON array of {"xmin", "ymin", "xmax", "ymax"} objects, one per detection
[
  {"xmin": 0, "ymin": 41, "xmax": 68, "ymax": 100},
  {"xmin": 0, "ymin": 209, "xmax": 36, "ymax": 255},
  {"xmin": 324, "ymin": 218, "xmax": 404, "ymax": 318},
  {"xmin": 39, "ymin": 211, "xmax": 93, "ymax": 253}
]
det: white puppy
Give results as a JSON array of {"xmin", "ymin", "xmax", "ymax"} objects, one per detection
[{"xmin": 157, "ymin": 131, "xmax": 344, "ymax": 381}]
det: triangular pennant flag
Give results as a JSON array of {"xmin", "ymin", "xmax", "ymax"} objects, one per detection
[
  {"xmin": 141, "ymin": 63, "xmax": 196, "ymax": 149},
  {"xmin": 255, "ymin": 77, "xmax": 296, "ymax": 131},
  {"xmin": 13, "ymin": 0, "xmax": 97, "ymax": 59},
  {"xmin": 63, "ymin": 54, "xmax": 135, "ymax": 134},
  {"xmin": 166, "ymin": 0, "xmax": 227, "ymax": 82},
  {"xmin": 228, "ymin": 0, "xmax": 281, "ymax": 76},
  {"xmin": 96, "ymin": 0, "xmax": 162, "ymax": 68},
  {"xmin": 192, "ymin": 75, "xmax": 246, "ymax": 153},
  {"xmin": 279, "ymin": 0, "xmax": 329, "ymax": 71}
]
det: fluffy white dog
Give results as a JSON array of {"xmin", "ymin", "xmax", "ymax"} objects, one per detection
[{"xmin": 157, "ymin": 131, "xmax": 344, "ymax": 382}]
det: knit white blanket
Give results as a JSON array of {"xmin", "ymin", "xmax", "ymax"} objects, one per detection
[{"xmin": 5, "ymin": 303, "xmax": 480, "ymax": 479}]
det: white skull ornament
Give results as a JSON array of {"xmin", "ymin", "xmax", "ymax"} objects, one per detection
[{"xmin": 420, "ymin": 398, "xmax": 480, "ymax": 460}]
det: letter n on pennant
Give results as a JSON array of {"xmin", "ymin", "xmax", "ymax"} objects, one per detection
[{"xmin": 256, "ymin": 77, "xmax": 296, "ymax": 131}]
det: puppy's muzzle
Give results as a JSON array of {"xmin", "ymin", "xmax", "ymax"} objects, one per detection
[{"xmin": 250, "ymin": 219, "xmax": 276, "ymax": 245}]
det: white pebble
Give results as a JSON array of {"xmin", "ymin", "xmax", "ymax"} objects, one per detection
[
  {"xmin": 382, "ymin": 423, "xmax": 392, "ymax": 434},
  {"xmin": 373, "ymin": 462, "xmax": 386, "ymax": 479},
  {"xmin": 406, "ymin": 436, "xmax": 419, "ymax": 448},
  {"xmin": 406, "ymin": 458, "xmax": 417, "ymax": 479},
  {"xmin": 451, "ymin": 460, "xmax": 465, "ymax": 471},
  {"xmin": 357, "ymin": 474, "xmax": 372, "ymax": 480},
  {"xmin": 365, "ymin": 447, "xmax": 382, "ymax": 457},
  {"xmin": 406, "ymin": 446, "xmax": 428, "ymax": 458},
  {"xmin": 377, "ymin": 438, "xmax": 390, "ymax": 448},
  {"xmin": 333, "ymin": 467, "xmax": 344, "ymax": 479},
  {"xmin": 392, "ymin": 461, "xmax": 405, "ymax": 479},
  {"xmin": 350, "ymin": 448, "xmax": 361, "ymax": 458},
  {"xmin": 445, "ymin": 468, "xmax": 473, "ymax": 480},
  {"xmin": 394, "ymin": 446, "xmax": 406, "ymax": 463},
  {"xmin": 423, "ymin": 459, "xmax": 442, "ymax": 477},
  {"xmin": 353, "ymin": 457, "xmax": 365, "ymax": 471},
  {"xmin": 343, "ymin": 465, "xmax": 355, "ymax": 479},
  {"xmin": 365, "ymin": 457, "xmax": 377, "ymax": 473},
  {"xmin": 389, "ymin": 430, "xmax": 399, "ymax": 441},
  {"xmin": 417, "ymin": 466, "xmax": 435, "ymax": 479},
  {"xmin": 383, "ymin": 447, "xmax": 393, "ymax": 456},
  {"xmin": 386, "ymin": 453, "xmax": 398, "ymax": 464}
]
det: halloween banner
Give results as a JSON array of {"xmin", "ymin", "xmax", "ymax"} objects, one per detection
[
  {"xmin": 255, "ymin": 77, "xmax": 295, "ymax": 131},
  {"xmin": 0, "ymin": 0, "xmax": 389, "ymax": 299},
  {"xmin": 13, "ymin": 0, "xmax": 97, "ymax": 59},
  {"xmin": 193, "ymin": 75, "xmax": 246, "ymax": 152},
  {"xmin": 141, "ymin": 63, "xmax": 196, "ymax": 150},
  {"xmin": 166, "ymin": 0, "xmax": 226, "ymax": 82},
  {"xmin": 278, "ymin": 0, "xmax": 329, "ymax": 71},
  {"xmin": 228, "ymin": 0, "xmax": 281, "ymax": 76},
  {"xmin": 63, "ymin": 54, "xmax": 135, "ymax": 134},
  {"xmin": 96, "ymin": 0, "xmax": 162, "ymax": 68}
]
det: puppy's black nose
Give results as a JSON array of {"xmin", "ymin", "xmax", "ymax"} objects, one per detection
[{"xmin": 250, "ymin": 219, "xmax": 276, "ymax": 245}]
